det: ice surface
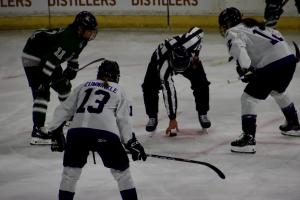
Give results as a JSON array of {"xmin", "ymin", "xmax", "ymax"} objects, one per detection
[{"xmin": 0, "ymin": 29, "xmax": 299, "ymax": 200}]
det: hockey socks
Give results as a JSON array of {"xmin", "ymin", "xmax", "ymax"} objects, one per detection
[
  {"xmin": 58, "ymin": 190, "xmax": 75, "ymax": 200},
  {"xmin": 120, "ymin": 188, "xmax": 138, "ymax": 200}
]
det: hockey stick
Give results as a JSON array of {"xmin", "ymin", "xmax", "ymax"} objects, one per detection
[
  {"xmin": 227, "ymin": 77, "xmax": 241, "ymax": 84},
  {"xmin": 76, "ymin": 57, "xmax": 105, "ymax": 72},
  {"xmin": 144, "ymin": 153, "xmax": 226, "ymax": 179},
  {"xmin": 49, "ymin": 58, "xmax": 105, "ymax": 87},
  {"xmin": 227, "ymin": 70, "xmax": 255, "ymax": 84},
  {"xmin": 292, "ymin": 41, "xmax": 300, "ymax": 62}
]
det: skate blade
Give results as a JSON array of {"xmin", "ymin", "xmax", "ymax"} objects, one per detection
[
  {"xmin": 147, "ymin": 130, "xmax": 157, "ymax": 137},
  {"xmin": 281, "ymin": 130, "xmax": 300, "ymax": 137},
  {"xmin": 202, "ymin": 128, "xmax": 208, "ymax": 134},
  {"xmin": 231, "ymin": 145, "xmax": 256, "ymax": 154},
  {"xmin": 30, "ymin": 138, "xmax": 52, "ymax": 145}
]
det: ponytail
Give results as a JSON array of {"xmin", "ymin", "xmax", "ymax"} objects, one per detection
[
  {"xmin": 99, "ymin": 76, "xmax": 110, "ymax": 88},
  {"xmin": 241, "ymin": 18, "xmax": 266, "ymax": 30}
]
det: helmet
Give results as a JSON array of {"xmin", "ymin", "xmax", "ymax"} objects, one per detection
[
  {"xmin": 218, "ymin": 7, "xmax": 242, "ymax": 36},
  {"xmin": 169, "ymin": 46, "xmax": 191, "ymax": 73},
  {"xmin": 219, "ymin": 7, "xmax": 242, "ymax": 27},
  {"xmin": 73, "ymin": 11, "xmax": 97, "ymax": 30},
  {"xmin": 97, "ymin": 60, "xmax": 120, "ymax": 83}
]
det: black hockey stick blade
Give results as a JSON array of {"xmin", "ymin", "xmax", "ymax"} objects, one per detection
[
  {"xmin": 292, "ymin": 41, "xmax": 300, "ymax": 62},
  {"xmin": 146, "ymin": 153, "xmax": 226, "ymax": 179},
  {"xmin": 77, "ymin": 58, "xmax": 105, "ymax": 72}
]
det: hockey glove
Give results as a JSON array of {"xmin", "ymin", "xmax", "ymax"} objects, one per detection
[
  {"xmin": 36, "ymin": 84, "xmax": 50, "ymax": 98},
  {"xmin": 51, "ymin": 77, "xmax": 72, "ymax": 94},
  {"xmin": 236, "ymin": 65, "xmax": 256, "ymax": 83},
  {"xmin": 63, "ymin": 61, "xmax": 79, "ymax": 80},
  {"xmin": 125, "ymin": 133, "xmax": 147, "ymax": 161},
  {"xmin": 49, "ymin": 126, "xmax": 65, "ymax": 152}
]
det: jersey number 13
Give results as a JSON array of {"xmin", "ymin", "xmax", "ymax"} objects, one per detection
[{"xmin": 77, "ymin": 88, "xmax": 110, "ymax": 114}]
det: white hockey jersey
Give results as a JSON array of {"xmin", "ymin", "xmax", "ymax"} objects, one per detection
[
  {"xmin": 225, "ymin": 24, "xmax": 293, "ymax": 69},
  {"xmin": 48, "ymin": 79, "xmax": 133, "ymax": 144}
]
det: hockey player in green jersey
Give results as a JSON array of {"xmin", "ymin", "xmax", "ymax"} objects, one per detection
[{"xmin": 22, "ymin": 11, "xmax": 98, "ymax": 145}]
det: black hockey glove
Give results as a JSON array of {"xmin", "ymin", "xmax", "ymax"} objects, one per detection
[
  {"xmin": 49, "ymin": 126, "xmax": 65, "ymax": 152},
  {"xmin": 51, "ymin": 77, "xmax": 72, "ymax": 94},
  {"xmin": 125, "ymin": 133, "xmax": 147, "ymax": 161},
  {"xmin": 36, "ymin": 83, "xmax": 50, "ymax": 98},
  {"xmin": 63, "ymin": 61, "xmax": 79, "ymax": 80},
  {"xmin": 236, "ymin": 65, "xmax": 256, "ymax": 83}
]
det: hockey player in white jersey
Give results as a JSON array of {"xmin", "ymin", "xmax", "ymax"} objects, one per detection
[
  {"xmin": 219, "ymin": 7, "xmax": 300, "ymax": 153},
  {"xmin": 48, "ymin": 59, "xmax": 147, "ymax": 200}
]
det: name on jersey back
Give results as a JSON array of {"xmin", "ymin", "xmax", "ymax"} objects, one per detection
[{"xmin": 84, "ymin": 81, "xmax": 118, "ymax": 93}]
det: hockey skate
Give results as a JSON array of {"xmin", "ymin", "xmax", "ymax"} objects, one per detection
[
  {"xmin": 146, "ymin": 117, "xmax": 158, "ymax": 132},
  {"xmin": 30, "ymin": 126, "xmax": 52, "ymax": 145},
  {"xmin": 198, "ymin": 114, "xmax": 211, "ymax": 129},
  {"xmin": 231, "ymin": 133, "xmax": 256, "ymax": 154},
  {"xmin": 280, "ymin": 121, "xmax": 300, "ymax": 137}
]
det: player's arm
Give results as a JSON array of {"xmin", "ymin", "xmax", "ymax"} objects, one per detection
[
  {"xmin": 185, "ymin": 27, "xmax": 204, "ymax": 57},
  {"xmin": 116, "ymin": 88, "xmax": 135, "ymax": 144},
  {"xmin": 226, "ymin": 30, "xmax": 251, "ymax": 69},
  {"xmin": 160, "ymin": 64, "xmax": 177, "ymax": 120},
  {"xmin": 47, "ymin": 84, "xmax": 82, "ymax": 152},
  {"xmin": 64, "ymin": 58, "xmax": 79, "ymax": 80},
  {"xmin": 63, "ymin": 41, "xmax": 87, "ymax": 80},
  {"xmin": 48, "ymin": 84, "xmax": 82, "ymax": 132},
  {"xmin": 226, "ymin": 30, "xmax": 255, "ymax": 82},
  {"xmin": 116, "ymin": 88, "xmax": 147, "ymax": 161}
]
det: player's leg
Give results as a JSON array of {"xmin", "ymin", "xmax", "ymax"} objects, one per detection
[
  {"xmin": 31, "ymin": 89, "xmax": 51, "ymax": 144},
  {"xmin": 111, "ymin": 168, "xmax": 138, "ymax": 200},
  {"xmin": 296, "ymin": 0, "xmax": 300, "ymax": 13},
  {"xmin": 59, "ymin": 129, "xmax": 89, "ymax": 200},
  {"xmin": 264, "ymin": 0, "xmax": 285, "ymax": 27},
  {"xmin": 94, "ymin": 130, "xmax": 138, "ymax": 200},
  {"xmin": 183, "ymin": 60, "xmax": 211, "ymax": 129},
  {"xmin": 23, "ymin": 65, "xmax": 51, "ymax": 145},
  {"xmin": 51, "ymin": 67, "xmax": 72, "ymax": 102},
  {"xmin": 231, "ymin": 66, "xmax": 277, "ymax": 153},
  {"xmin": 59, "ymin": 167, "xmax": 82, "ymax": 200},
  {"xmin": 142, "ymin": 52, "xmax": 161, "ymax": 131},
  {"xmin": 231, "ymin": 92, "xmax": 258, "ymax": 154},
  {"xmin": 51, "ymin": 68, "xmax": 73, "ymax": 127},
  {"xmin": 271, "ymin": 58, "xmax": 300, "ymax": 136}
]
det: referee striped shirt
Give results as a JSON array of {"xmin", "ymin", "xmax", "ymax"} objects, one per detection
[{"xmin": 153, "ymin": 27, "xmax": 204, "ymax": 119}]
